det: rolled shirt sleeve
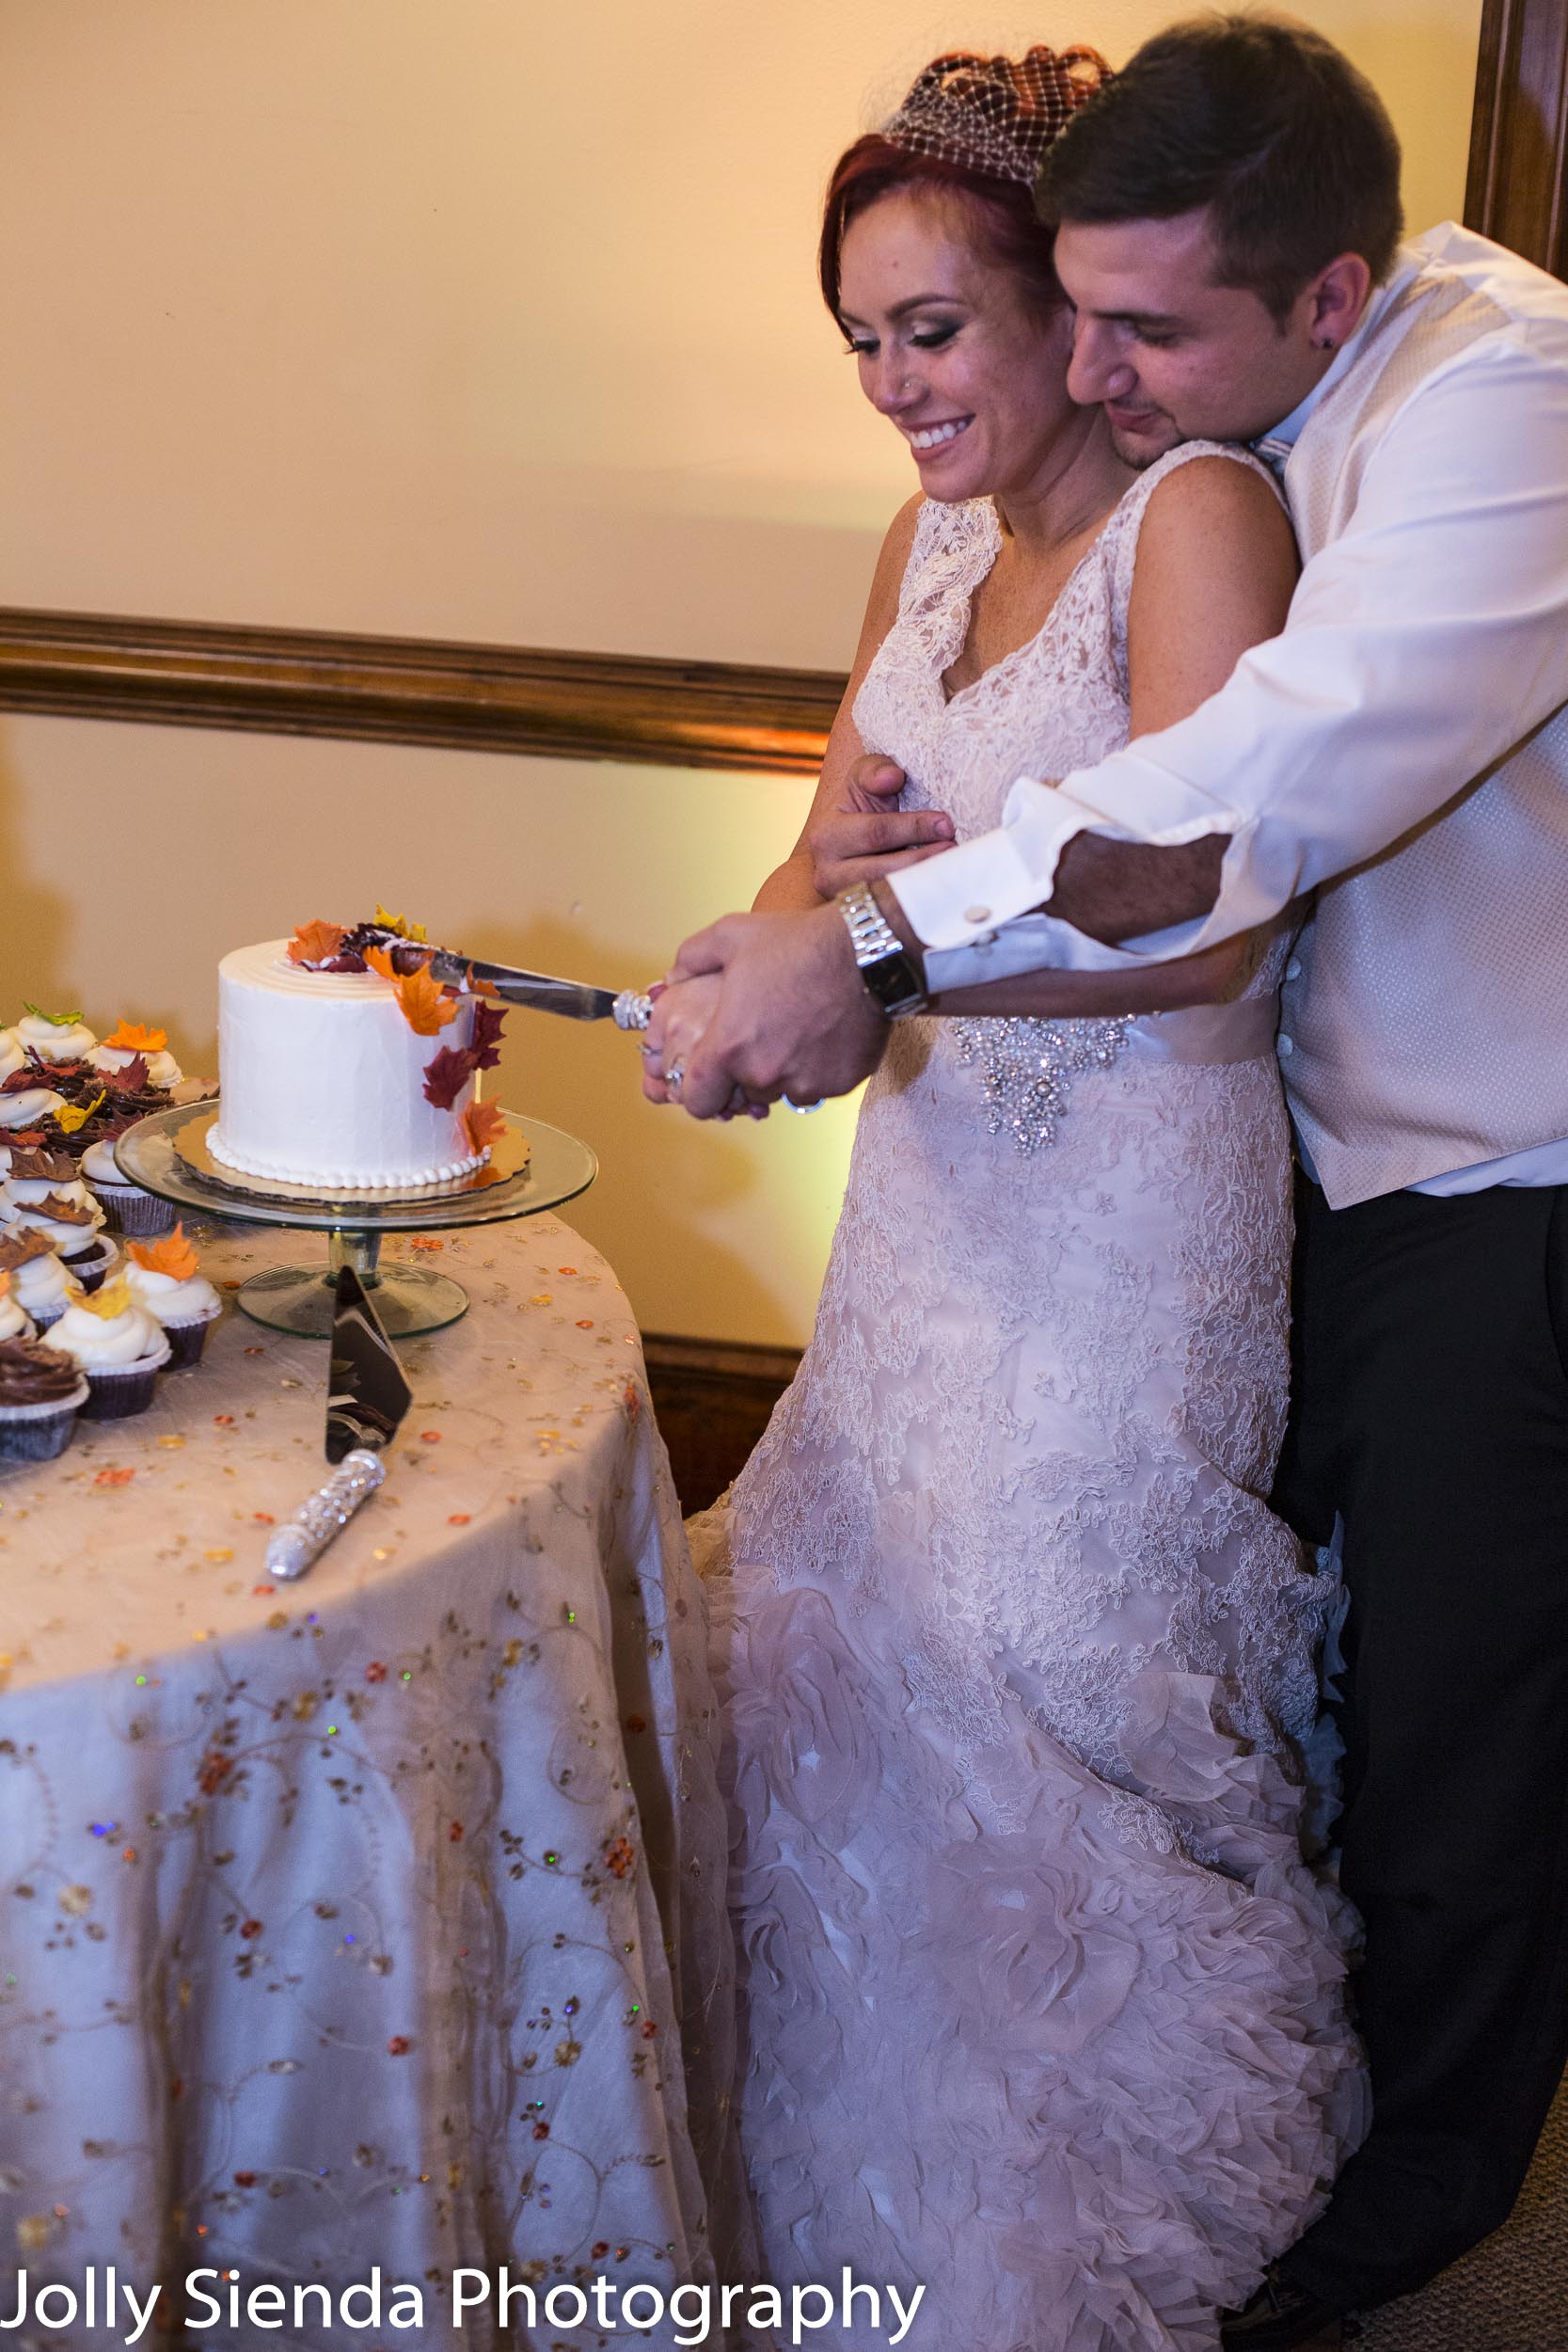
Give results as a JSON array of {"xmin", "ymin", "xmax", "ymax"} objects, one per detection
[{"xmin": 894, "ymin": 321, "xmax": 1568, "ymax": 976}]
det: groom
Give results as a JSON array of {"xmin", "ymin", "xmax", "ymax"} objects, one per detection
[{"xmin": 649, "ymin": 15, "xmax": 1568, "ymax": 2348}]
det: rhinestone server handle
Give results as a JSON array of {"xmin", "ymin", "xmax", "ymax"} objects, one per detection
[
  {"xmin": 265, "ymin": 1448, "xmax": 387, "ymax": 1581},
  {"xmin": 612, "ymin": 990, "xmax": 655, "ymax": 1030}
]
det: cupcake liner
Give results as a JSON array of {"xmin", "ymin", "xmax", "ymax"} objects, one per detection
[
  {"xmin": 28, "ymin": 1299, "xmax": 69, "ymax": 1332},
  {"xmin": 106, "ymin": 1184, "xmax": 178, "ymax": 1239},
  {"xmin": 162, "ymin": 1311, "xmax": 219, "ymax": 1369},
  {"xmin": 64, "ymin": 1238, "xmax": 119, "ymax": 1295},
  {"xmin": 0, "ymin": 1379, "xmax": 89, "ymax": 1460},
  {"xmin": 76, "ymin": 1334, "xmax": 173, "ymax": 1421}
]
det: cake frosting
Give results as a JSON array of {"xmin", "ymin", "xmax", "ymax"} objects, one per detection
[
  {"xmin": 209, "ymin": 940, "xmax": 486, "ymax": 1191},
  {"xmin": 15, "ymin": 1011, "xmax": 97, "ymax": 1062},
  {"xmin": 50, "ymin": 1280, "xmax": 166, "ymax": 1371}
]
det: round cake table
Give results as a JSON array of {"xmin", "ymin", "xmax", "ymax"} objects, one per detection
[{"xmin": 0, "ymin": 1218, "xmax": 738, "ymax": 2348}]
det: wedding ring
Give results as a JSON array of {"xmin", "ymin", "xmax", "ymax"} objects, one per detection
[
  {"xmin": 666, "ymin": 1062, "xmax": 686, "ymax": 1097},
  {"xmin": 639, "ymin": 1040, "xmax": 661, "ymax": 1060},
  {"xmin": 783, "ymin": 1095, "xmax": 823, "ymax": 1114}
]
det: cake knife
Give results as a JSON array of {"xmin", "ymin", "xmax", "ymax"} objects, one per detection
[
  {"xmin": 362, "ymin": 929, "xmax": 654, "ymax": 1030},
  {"xmin": 265, "ymin": 1263, "xmax": 412, "ymax": 1581}
]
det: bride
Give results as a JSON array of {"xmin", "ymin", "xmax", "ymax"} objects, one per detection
[{"xmin": 655, "ymin": 48, "xmax": 1366, "ymax": 2349}]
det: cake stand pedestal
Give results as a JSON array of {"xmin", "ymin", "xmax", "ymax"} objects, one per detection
[{"xmin": 112, "ymin": 1104, "xmax": 597, "ymax": 1338}]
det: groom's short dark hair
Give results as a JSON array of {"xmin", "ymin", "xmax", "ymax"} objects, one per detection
[{"xmin": 1037, "ymin": 12, "xmax": 1403, "ymax": 319}]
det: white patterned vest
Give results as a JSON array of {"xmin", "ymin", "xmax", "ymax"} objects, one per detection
[{"xmin": 1278, "ymin": 236, "xmax": 1568, "ymax": 1201}]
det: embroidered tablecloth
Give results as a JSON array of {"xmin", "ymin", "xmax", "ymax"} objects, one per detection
[{"xmin": 0, "ymin": 1217, "xmax": 736, "ymax": 2347}]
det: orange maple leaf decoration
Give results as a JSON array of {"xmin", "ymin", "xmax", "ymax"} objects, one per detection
[
  {"xmin": 391, "ymin": 963, "xmax": 459, "ymax": 1039},
  {"xmin": 102, "ymin": 1019, "xmax": 168, "ymax": 1053},
  {"xmin": 287, "ymin": 919, "xmax": 348, "ymax": 967},
  {"xmin": 363, "ymin": 943, "xmax": 398, "ymax": 982},
  {"xmin": 129, "ymin": 1222, "xmax": 199, "ymax": 1280},
  {"xmin": 462, "ymin": 1098, "xmax": 507, "ymax": 1157}
]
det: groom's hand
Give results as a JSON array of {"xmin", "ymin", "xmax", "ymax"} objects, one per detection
[
  {"xmin": 805, "ymin": 753, "xmax": 955, "ymax": 898},
  {"xmin": 664, "ymin": 902, "xmax": 889, "ymax": 1117}
]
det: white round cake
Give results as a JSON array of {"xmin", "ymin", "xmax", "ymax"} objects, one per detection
[{"xmin": 208, "ymin": 941, "xmax": 483, "ymax": 1191}]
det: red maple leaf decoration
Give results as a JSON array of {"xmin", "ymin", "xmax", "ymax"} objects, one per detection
[
  {"xmin": 103, "ymin": 1055, "xmax": 150, "ymax": 1094},
  {"xmin": 469, "ymin": 1000, "xmax": 507, "ymax": 1071},
  {"xmin": 421, "ymin": 1045, "xmax": 476, "ymax": 1110},
  {"xmin": 1, "ymin": 1067, "xmax": 44, "ymax": 1095}
]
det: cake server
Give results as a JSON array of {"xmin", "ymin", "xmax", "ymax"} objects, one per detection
[
  {"xmin": 363, "ymin": 929, "xmax": 654, "ymax": 1030},
  {"xmin": 265, "ymin": 1263, "xmax": 413, "ymax": 1581}
]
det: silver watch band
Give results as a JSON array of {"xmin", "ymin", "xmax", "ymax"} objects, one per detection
[{"xmin": 836, "ymin": 883, "xmax": 928, "ymax": 1018}]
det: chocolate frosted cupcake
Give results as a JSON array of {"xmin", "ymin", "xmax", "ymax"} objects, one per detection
[
  {"xmin": 0, "ymin": 1335, "xmax": 89, "ymax": 1459},
  {"xmin": 48, "ymin": 1279, "xmax": 169, "ymax": 1419}
]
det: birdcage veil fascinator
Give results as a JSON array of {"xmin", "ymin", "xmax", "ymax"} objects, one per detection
[{"xmin": 879, "ymin": 45, "xmax": 1111, "ymax": 184}]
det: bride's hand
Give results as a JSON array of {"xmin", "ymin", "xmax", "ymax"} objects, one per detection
[
  {"xmin": 805, "ymin": 752, "xmax": 956, "ymax": 898},
  {"xmin": 641, "ymin": 974, "xmax": 768, "ymax": 1120}
]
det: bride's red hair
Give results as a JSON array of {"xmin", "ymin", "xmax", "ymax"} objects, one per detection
[{"xmin": 818, "ymin": 138, "xmax": 1067, "ymax": 320}]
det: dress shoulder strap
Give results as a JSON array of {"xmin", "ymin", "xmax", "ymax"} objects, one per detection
[
  {"xmin": 1101, "ymin": 440, "xmax": 1286, "ymax": 695},
  {"xmin": 895, "ymin": 495, "xmax": 1002, "ymax": 618}
]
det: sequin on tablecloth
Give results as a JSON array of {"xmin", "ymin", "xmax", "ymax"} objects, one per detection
[{"xmin": 0, "ymin": 1219, "xmax": 740, "ymax": 2347}]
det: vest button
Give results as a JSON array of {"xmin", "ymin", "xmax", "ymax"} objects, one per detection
[{"xmin": 1285, "ymin": 958, "xmax": 1303, "ymax": 981}]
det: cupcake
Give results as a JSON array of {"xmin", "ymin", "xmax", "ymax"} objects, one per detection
[
  {"xmin": 86, "ymin": 1020, "xmax": 183, "ymax": 1090},
  {"xmin": 0, "ymin": 1071, "xmax": 65, "ymax": 1129},
  {"xmin": 79, "ymin": 1129, "xmax": 175, "ymax": 1236},
  {"xmin": 0, "ymin": 1335, "xmax": 89, "ymax": 1461},
  {"xmin": 14, "ymin": 1007, "xmax": 97, "ymax": 1064},
  {"xmin": 0, "ymin": 1232, "xmax": 75, "ymax": 1329},
  {"xmin": 0, "ymin": 1270, "xmax": 35, "ymax": 1343},
  {"xmin": 2, "ymin": 1196, "xmax": 118, "ymax": 1298},
  {"xmin": 125, "ymin": 1224, "xmax": 223, "ymax": 1366},
  {"xmin": 3, "ymin": 1146, "xmax": 99, "ymax": 1216},
  {"xmin": 48, "ymin": 1278, "xmax": 170, "ymax": 1419},
  {"xmin": 0, "ymin": 1030, "xmax": 24, "ymax": 1085}
]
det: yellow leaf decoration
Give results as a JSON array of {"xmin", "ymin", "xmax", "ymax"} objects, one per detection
[
  {"xmin": 393, "ymin": 964, "xmax": 459, "ymax": 1038},
  {"xmin": 129, "ymin": 1222, "xmax": 199, "ymax": 1280},
  {"xmin": 373, "ymin": 904, "xmax": 428, "ymax": 945},
  {"xmin": 55, "ymin": 1091, "xmax": 106, "ymax": 1136},
  {"xmin": 102, "ymin": 1020, "xmax": 168, "ymax": 1054},
  {"xmin": 77, "ymin": 1275, "xmax": 134, "ymax": 1321},
  {"xmin": 462, "ymin": 1098, "xmax": 507, "ymax": 1156}
]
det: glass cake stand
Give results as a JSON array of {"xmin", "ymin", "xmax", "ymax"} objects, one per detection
[{"xmin": 112, "ymin": 1102, "xmax": 597, "ymax": 1337}]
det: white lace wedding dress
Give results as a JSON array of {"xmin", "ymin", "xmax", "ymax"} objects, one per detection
[{"xmin": 689, "ymin": 445, "xmax": 1368, "ymax": 2350}]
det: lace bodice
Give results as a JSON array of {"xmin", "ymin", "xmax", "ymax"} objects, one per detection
[{"xmin": 855, "ymin": 440, "xmax": 1275, "ymax": 841}]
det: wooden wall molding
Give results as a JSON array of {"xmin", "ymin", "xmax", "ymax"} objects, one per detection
[
  {"xmin": 0, "ymin": 606, "xmax": 845, "ymax": 777},
  {"xmin": 1465, "ymin": 0, "xmax": 1568, "ymax": 279}
]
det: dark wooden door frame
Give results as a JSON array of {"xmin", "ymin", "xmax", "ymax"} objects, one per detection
[
  {"xmin": 1466, "ymin": 0, "xmax": 1568, "ymax": 278},
  {"xmin": 0, "ymin": 10, "xmax": 1560, "ymax": 764}
]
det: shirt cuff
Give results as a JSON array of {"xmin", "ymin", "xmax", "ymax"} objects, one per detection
[{"xmin": 888, "ymin": 780, "xmax": 1093, "ymax": 951}]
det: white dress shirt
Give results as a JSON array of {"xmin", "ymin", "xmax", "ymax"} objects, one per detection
[{"xmin": 890, "ymin": 225, "xmax": 1568, "ymax": 1206}]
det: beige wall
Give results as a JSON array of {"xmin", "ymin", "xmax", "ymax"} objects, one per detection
[{"xmin": 0, "ymin": 0, "xmax": 1483, "ymax": 1344}]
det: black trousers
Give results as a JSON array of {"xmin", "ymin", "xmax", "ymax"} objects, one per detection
[{"xmin": 1273, "ymin": 1177, "xmax": 1568, "ymax": 2311}]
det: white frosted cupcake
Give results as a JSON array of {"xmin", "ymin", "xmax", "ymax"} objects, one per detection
[
  {"xmin": 0, "ymin": 1232, "xmax": 75, "ymax": 1329},
  {"xmin": 0, "ymin": 1083, "xmax": 65, "ymax": 1129},
  {"xmin": 3, "ymin": 1147, "xmax": 99, "ymax": 1216},
  {"xmin": 0, "ymin": 1031, "xmax": 24, "ymax": 1084},
  {"xmin": 0, "ymin": 1271, "xmax": 36, "ymax": 1343},
  {"xmin": 79, "ymin": 1131, "xmax": 175, "ymax": 1237},
  {"xmin": 2, "ymin": 1196, "xmax": 114, "ymax": 1295},
  {"xmin": 125, "ymin": 1225, "xmax": 223, "ymax": 1367},
  {"xmin": 49, "ymin": 1278, "xmax": 170, "ymax": 1418},
  {"xmin": 14, "ymin": 1009, "xmax": 97, "ymax": 1064},
  {"xmin": 86, "ymin": 1028, "xmax": 183, "ymax": 1089}
]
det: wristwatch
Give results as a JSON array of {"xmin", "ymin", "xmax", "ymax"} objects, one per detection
[{"xmin": 835, "ymin": 882, "xmax": 929, "ymax": 1018}]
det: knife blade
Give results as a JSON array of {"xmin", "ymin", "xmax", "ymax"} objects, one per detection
[
  {"xmin": 265, "ymin": 1263, "xmax": 413, "ymax": 1581},
  {"xmin": 364, "ymin": 929, "xmax": 653, "ymax": 1029}
]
